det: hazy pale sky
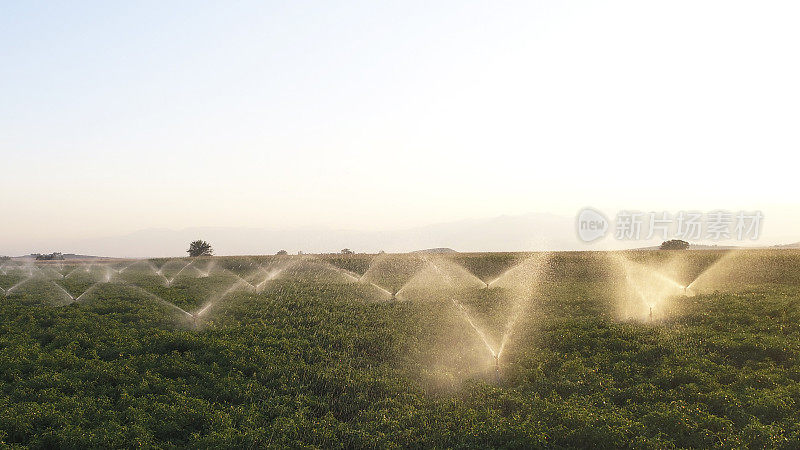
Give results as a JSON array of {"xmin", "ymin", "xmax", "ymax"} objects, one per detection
[{"xmin": 2, "ymin": 1, "xmax": 799, "ymax": 253}]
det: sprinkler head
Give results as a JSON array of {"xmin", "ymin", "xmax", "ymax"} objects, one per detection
[{"xmin": 649, "ymin": 306, "xmax": 653, "ymax": 321}]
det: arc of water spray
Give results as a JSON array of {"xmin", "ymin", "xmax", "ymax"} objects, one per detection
[
  {"xmin": 253, "ymin": 268, "xmax": 280, "ymax": 293},
  {"xmin": 610, "ymin": 253, "xmax": 689, "ymax": 321},
  {"xmin": 315, "ymin": 258, "xmax": 395, "ymax": 299},
  {"xmin": 623, "ymin": 272, "xmax": 650, "ymax": 306},
  {"xmin": 432, "ymin": 255, "xmax": 546, "ymax": 365},
  {"xmin": 484, "ymin": 255, "xmax": 537, "ymax": 289},
  {"xmin": 4, "ymin": 277, "xmax": 34, "ymax": 296},
  {"xmin": 391, "ymin": 256, "xmax": 450, "ymax": 299},
  {"xmin": 126, "ymin": 284, "xmax": 194, "ymax": 320},
  {"xmin": 650, "ymin": 269, "xmax": 684, "ymax": 291},
  {"xmin": 333, "ymin": 265, "xmax": 360, "ymax": 282},
  {"xmin": 194, "ymin": 278, "xmax": 252, "ymax": 318},
  {"xmin": 361, "ymin": 254, "xmax": 432, "ymax": 301},
  {"xmin": 64, "ymin": 264, "xmax": 85, "ymax": 278},
  {"xmin": 166, "ymin": 260, "xmax": 197, "ymax": 285},
  {"xmin": 245, "ymin": 263, "xmax": 275, "ymax": 284},
  {"xmin": 366, "ymin": 282, "xmax": 393, "ymax": 299},
  {"xmin": 252, "ymin": 259, "xmax": 301, "ymax": 293},
  {"xmin": 452, "ymin": 299, "xmax": 498, "ymax": 358},
  {"xmin": 356, "ymin": 253, "xmax": 387, "ymax": 282},
  {"xmin": 192, "ymin": 259, "xmax": 216, "ymax": 278},
  {"xmin": 341, "ymin": 262, "xmax": 396, "ymax": 299},
  {"xmin": 491, "ymin": 255, "xmax": 548, "ymax": 359},
  {"xmin": 497, "ymin": 299, "xmax": 526, "ymax": 359},
  {"xmin": 147, "ymin": 261, "xmax": 171, "ymax": 286},
  {"xmin": 64, "ymin": 274, "xmax": 198, "ymax": 326},
  {"xmin": 73, "ymin": 283, "xmax": 101, "ymax": 303},
  {"xmin": 50, "ymin": 281, "xmax": 75, "ymax": 302},
  {"xmin": 683, "ymin": 250, "xmax": 738, "ymax": 292},
  {"xmin": 218, "ymin": 268, "xmax": 257, "ymax": 293},
  {"xmin": 312, "ymin": 259, "xmax": 360, "ymax": 282},
  {"xmin": 103, "ymin": 264, "xmax": 117, "ymax": 283},
  {"xmin": 68, "ymin": 271, "xmax": 119, "ymax": 304},
  {"xmin": 117, "ymin": 261, "xmax": 140, "ymax": 274},
  {"xmin": 424, "ymin": 258, "xmax": 500, "ymax": 358},
  {"xmin": 124, "ymin": 260, "xmax": 170, "ymax": 285}
]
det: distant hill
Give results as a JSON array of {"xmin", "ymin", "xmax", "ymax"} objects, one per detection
[
  {"xmin": 34, "ymin": 212, "xmax": 576, "ymax": 257},
  {"xmin": 633, "ymin": 243, "xmax": 800, "ymax": 251},
  {"xmin": 688, "ymin": 244, "xmax": 747, "ymax": 250},
  {"xmin": 12, "ymin": 253, "xmax": 122, "ymax": 261},
  {"xmin": 412, "ymin": 248, "xmax": 457, "ymax": 253},
  {"xmin": 772, "ymin": 242, "xmax": 800, "ymax": 249}
]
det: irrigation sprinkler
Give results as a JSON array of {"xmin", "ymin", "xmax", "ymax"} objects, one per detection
[
  {"xmin": 494, "ymin": 355, "xmax": 500, "ymax": 382},
  {"xmin": 649, "ymin": 306, "xmax": 653, "ymax": 322}
]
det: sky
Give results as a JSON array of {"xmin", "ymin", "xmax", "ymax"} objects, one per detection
[{"xmin": 2, "ymin": 1, "xmax": 799, "ymax": 255}]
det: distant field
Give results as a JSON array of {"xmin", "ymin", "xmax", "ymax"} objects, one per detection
[{"xmin": 1, "ymin": 250, "xmax": 799, "ymax": 448}]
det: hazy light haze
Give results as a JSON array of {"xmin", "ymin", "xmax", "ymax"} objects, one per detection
[{"xmin": 2, "ymin": 1, "xmax": 799, "ymax": 255}]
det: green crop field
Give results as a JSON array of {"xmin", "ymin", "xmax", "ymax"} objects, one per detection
[{"xmin": 1, "ymin": 250, "xmax": 800, "ymax": 448}]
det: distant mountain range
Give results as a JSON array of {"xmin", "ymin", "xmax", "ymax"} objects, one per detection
[
  {"xmin": 5, "ymin": 214, "xmax": 799, "ymax": 259},
  {"xmin": 13, "ymin": 213, "xmax": 576, "ymax": 258}
]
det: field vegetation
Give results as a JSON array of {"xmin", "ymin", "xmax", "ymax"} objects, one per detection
[{"xmin": 1, "ymin": 250, "xmax": 799, "ymax": 448}]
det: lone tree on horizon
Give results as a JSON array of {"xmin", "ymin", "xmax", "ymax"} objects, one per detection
[
  {"xmin": 660, "ymin": 239, "xmax": 690, "ymax": 250},
  {"xmin": 35, "ymin": 252, "xmax": 65, "ymax": 260},
  {"xmin": 187, "ymin": 240, "xmax": 213, "ymax": 257}
]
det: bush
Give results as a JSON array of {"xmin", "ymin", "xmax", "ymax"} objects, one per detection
[{"xmin": 660, "ymin": 240, "xmax": 690, "ymax": 250}]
